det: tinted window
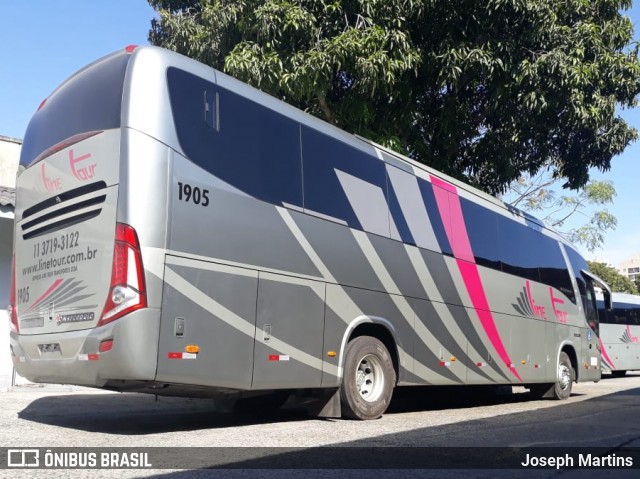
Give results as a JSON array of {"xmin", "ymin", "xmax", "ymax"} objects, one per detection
[
  {"xmin": 21, "ymin": 52, "xmax": 130, "ymax": 167},
  {"xmin": 495, "ymin": 216, "xmax": 573, "ymax": 298},
  {"xmin": 566, "ymin": 247, "xmax": 590, "ymax": 307},
  {"xmin": 596, "ymin": 300, "xmax": 609, "ymax": 323},
  {"xmin": 497, "ymin": 217, "xmax": 541, "ymax": 282},
  {"xmin": 461, "ymin": 199, "xmax": 500, "ymax": 269},
  {"xmin": 167, "ymin": 68, "xmax": 303, "ymax": 207},
  {"xmin": 301, "ymin": 126, "xmax": 387, "ymax": 234},
  {"xmin": 606, "ymin": 303, "xmax": 640, "ymax": 326},
  {"xmin": 583, "ymin": 277, "xmax": 599, "ymax": 334},
  {"xmin": 536, "ymin": 236, "xmax": 574, "ymax": 302}
]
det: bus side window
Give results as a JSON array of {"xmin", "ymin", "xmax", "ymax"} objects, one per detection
[
  {"xmin": 167, "ymin": 67, "xmax": 303, "ymax": 207},
  {"xmin": 582, "ymin": 277, "xmax": 599, "ymax": 334},
  {"xmin": 301, "ymin": 125, "xmax": 389, "ymax": 235}
]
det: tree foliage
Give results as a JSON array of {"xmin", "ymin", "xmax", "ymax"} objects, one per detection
[
  {"xmin": 504, "ymin": 168, "xmax": 617, "ymax": 252},
  {"xmin": 149, "ymin": 0, "xmax": 640, "ymax": 195},
  {"xmin": 587, "ymin": 261, "xmax": 638, "ymax": 294}
]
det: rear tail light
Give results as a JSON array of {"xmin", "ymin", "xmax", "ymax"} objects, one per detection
[
  {"xmin": 9, "ymin": 255, "xmax": 19, "ymax": 333},
  {"xmin": 98, "ymin": 223, "xmax": 147, "ymax": 326}
]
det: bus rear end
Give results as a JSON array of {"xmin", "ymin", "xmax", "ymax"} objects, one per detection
[{"xmin": 9, "ymin": 48, "xmax": 154, "ymax": 387}]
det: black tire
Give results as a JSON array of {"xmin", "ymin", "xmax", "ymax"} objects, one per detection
[
  {"xmin": 233, "ymin": 390, "xmax": 290, "ymax": 415},
  {"xmin": 529, "ymin": 351, "xmax": 574, "ymax": 400},
  {"xmin": 553, "ymin": 351, "xmax": 574, "ymax": 400},
  {"xmin": 529, "ymin": 383, "xmax": 551, "ymax": 399},
  {"xmin": 611, "ymin": 370, "xmax": 627, "ymax": 378},
  {"xmin": 340, "ymin": 336, "xmax": 396, "ymax": 420}
]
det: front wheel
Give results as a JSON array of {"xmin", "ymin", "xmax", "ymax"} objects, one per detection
[
  {"xmin": 529, "ymin": 351, "xmax": 574, "ymax": 400},
  {"xmin": 340, "ymin": 336, "xmax": 396, "ymax": 420},
  {"xmin": 554, "ymin": 351, "xmax": 574, "ymax": 399}
]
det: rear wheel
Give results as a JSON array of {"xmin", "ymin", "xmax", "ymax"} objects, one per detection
[{"xmin": 340, "ymin": 336, "xmax": 395, "ymax": 420}]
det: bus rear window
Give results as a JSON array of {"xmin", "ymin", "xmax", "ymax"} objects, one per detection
[{"xmin": 19, "ymin": 51, "xmax": 130, "ymax": 168}]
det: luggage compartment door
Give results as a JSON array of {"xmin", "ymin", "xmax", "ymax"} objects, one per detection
[{"xmin": 156, "ymin": 256, "xmax": 258, "ymax": 390}]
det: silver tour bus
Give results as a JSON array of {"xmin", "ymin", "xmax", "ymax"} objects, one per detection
[
  {"xmin": 10, "ymin": 45, "xmax": 611, "ymax": 419},
  {"xmin": 597, "ymin": 292, "xmax": 640, "ymax": 377}
]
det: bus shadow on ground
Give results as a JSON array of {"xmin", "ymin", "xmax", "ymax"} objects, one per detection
[
  {"xmin": 387, "ymin": 385, "xmax": 536, "ymax": 413},
  {"xmin": 17, "ymin": 383, "xmax": 589, "ymax": 435},
  {"xmin": 16, "ymin": 392, "xmax": 310, "ymax": 434}
]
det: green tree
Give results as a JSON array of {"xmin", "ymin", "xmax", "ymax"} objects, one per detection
[
  {"xmin": 587, "ymin": 261, "xmax": 638, "ymax": 294},
  {"xmin": 149, "ymin": 0, "xmax": 640, "ymax": 195},
  {"xmin": 503, "ymin": 169, "xmax": 617, "ymax": 252}
]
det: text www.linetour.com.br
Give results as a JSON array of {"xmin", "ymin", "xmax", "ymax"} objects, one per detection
[
  {"xmin": 2, "ymin": 448, "xmax": 639, "ymax": 470},
  {"xmin": 22, "ymin": 246, "xmax": 98, "ymax": 281}
]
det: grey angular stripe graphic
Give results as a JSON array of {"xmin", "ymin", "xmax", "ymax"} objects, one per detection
[
  {"xmin": 416, "ymin": 250, "xmax": 512, "ymax": 382},
  {"xmin": 335, "ymin": 169, "xmax": 395, "ymax": 238},
  {"xmin": 277, "ymin": 208, "xmax": 456, "ymax": 384},
  {"xmin": 386, "ymin": 164, "xmax": 440, "ymax": 252},
  {"xmin": 349, "ymin": 228, "xmax": 465, "ymax": 383},
  {"xmin": 163, "ymin": 265, "xmax": 340, "ymax": 378}
]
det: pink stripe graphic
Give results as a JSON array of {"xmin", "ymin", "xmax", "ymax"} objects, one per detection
[
  {"xmin": 598, "ymin": 338, "xmax": 616, "ymax": 370},
  {"xmin": 431, "ymin": 175, "xmax": 522, "ymax": 381},
  {"xmin": 627, "ymin": 325, "xmax": 639, "ymax": 343},
  {"xmin": 430, "ymin": 175, "xmax": 457, "ymax": 193},
  {"xmin": 26, "ymin": 278, "xmax": 64, "ymax": 313}
]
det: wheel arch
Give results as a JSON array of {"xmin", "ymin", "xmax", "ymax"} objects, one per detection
[
  {"xmin": 338, "ymin": 316, "xmax": 400, "ymax": 385},
  {"xmin": 559, "ymin": 342, "xmax": 578, "ymax": 381}
]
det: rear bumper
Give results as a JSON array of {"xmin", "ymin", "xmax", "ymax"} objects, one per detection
[{"xmin": 10, "ymin": 308, "xmax": 160, "ymax": 387}]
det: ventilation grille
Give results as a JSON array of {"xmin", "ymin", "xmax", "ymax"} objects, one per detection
[{"xmin": 21, "ymin": 181, "xmax": 107, "ymax": 240}]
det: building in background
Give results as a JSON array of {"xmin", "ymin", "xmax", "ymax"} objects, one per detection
[
  {"xmin": 618, "ymin": 255, "xmax": 640, "ymax": 283},
  {"xmin": 0, "ymin": 135, "xmax": 21, "ymax": 389}
]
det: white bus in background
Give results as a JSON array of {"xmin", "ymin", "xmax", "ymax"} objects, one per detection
[
  {"xmin": 10, "ymin": 45, "xmax": 611, "ymax": 419},
  {"xmin": 598, "ymin": 292, "xmax": 640, "ymax": 377}
]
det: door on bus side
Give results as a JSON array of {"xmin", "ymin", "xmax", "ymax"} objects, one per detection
[{"xmin": 579, "ymin": 274, "xmax": 601, "ymax": 381}]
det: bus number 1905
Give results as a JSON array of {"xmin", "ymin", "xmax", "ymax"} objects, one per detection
[{"xmin": 177, "ymin": 182, "xmax": 209, "ymax": 207}]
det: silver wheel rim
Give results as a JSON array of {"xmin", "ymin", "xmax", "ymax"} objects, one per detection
[
  {"xmin": 558, "ymin": 362, "xmax": 571, "ymax": 391},
  {"xmin": 355, "ymin": 354, "xmax": 385, "ymax": 402}
]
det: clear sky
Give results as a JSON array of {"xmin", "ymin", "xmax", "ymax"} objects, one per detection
[{"xmin": 0, "ymin": 1, "xmax": 638, "ymax": 267}]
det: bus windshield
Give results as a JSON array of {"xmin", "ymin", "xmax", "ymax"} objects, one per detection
[{"xmin": 19, "ymin": 51, "xmax": 130, "ymax": 168}]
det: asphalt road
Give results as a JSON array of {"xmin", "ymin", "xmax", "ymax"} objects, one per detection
[{"xmin": 1, "ymin": 373, "xmax": 639, "ymax": 478}]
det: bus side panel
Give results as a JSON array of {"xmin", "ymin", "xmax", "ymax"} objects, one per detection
[
  {"xmin": 410, "ymin": 297, "xmax": 467, "ymax": 385},
  {"xmin": 577, "ymin": 325, "xmax": 599, "ymax": 381},
  {"xmin": 155, "ymin": 260, "xmax": 258, "ymax": 389},
  {"xmin": 602, "ymin": 324, "xmax": 639, "ymax": 371},
  {"xmin": 320, "ymin": 283, "xmax": 417, "ymax": 386},
  {"xmin": 610, "ymin": 341, "xmax": 633, "ymax": 371},
  {"xmin": 251, "ymin": 273, "xmax": 325, "ymax": 389},
  {"xmin": 478, "ymin": 266, "xmax": 550, "ymax": 383},
  {"xmin": 321, "ymin": 284, "xmax": 357, "ymax": 388},
  {"xmin": 169, "ymin": 156, "xmax": 322, "ymax": 279},
  {"xmin": 509, "ymin": 314, "xmax": 548, "ymax": 382}
]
